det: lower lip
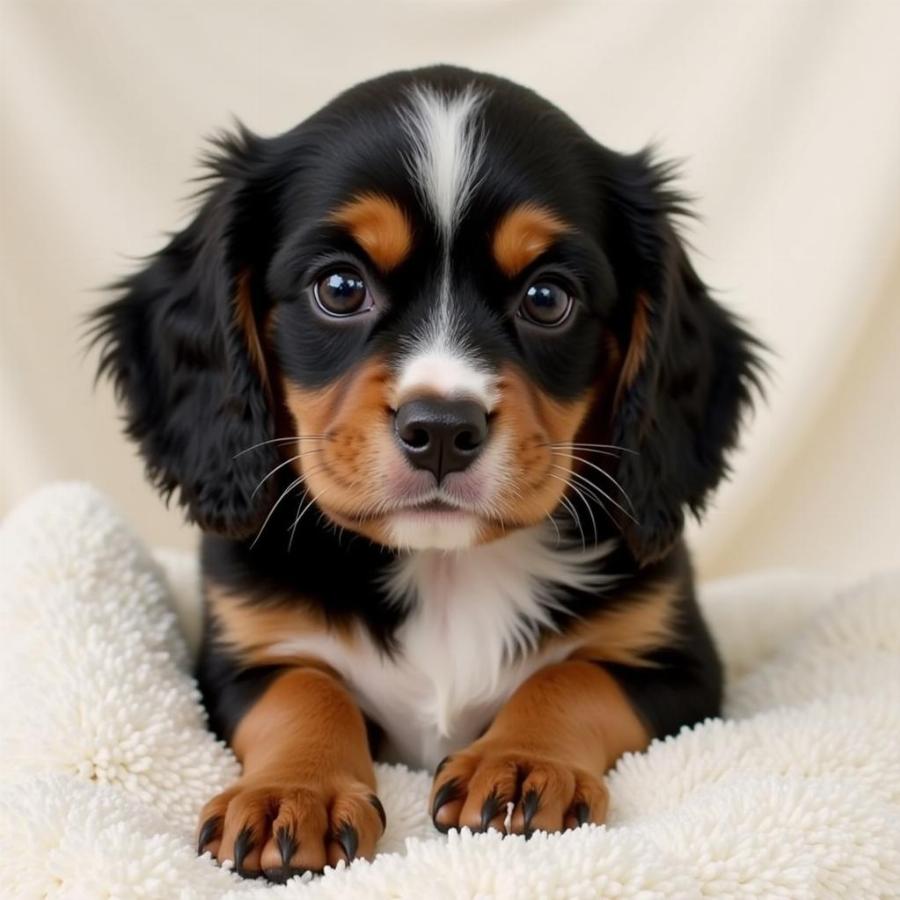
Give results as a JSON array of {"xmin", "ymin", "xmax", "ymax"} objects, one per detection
[{"xmin": 405, "ymin": 501, "xmax": 460, "ymax": 514}]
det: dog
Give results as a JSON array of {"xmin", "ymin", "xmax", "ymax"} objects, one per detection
[{"xmin": 93, "ymin": 65, "xmax": 761, "ymax": 881}]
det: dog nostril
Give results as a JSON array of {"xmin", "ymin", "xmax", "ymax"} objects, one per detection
[
  {"xmin": 454, "ymin": 429, "xmax": 479, "ymax": 453},
  {"xmin": 405, "ymin": 427, "xmax": 430, "ymax": 449}
]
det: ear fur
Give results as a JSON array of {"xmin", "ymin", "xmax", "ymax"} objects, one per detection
[
  {"xmin": 603, "ymin": 150, "xmax": 765, "ymax": 564},
  {"xmin": 91, "ymin": 126, "xmax": 279, "ymax": 537}
]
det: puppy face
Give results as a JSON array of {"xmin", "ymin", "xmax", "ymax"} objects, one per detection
[
  {"xmin": 262, "ymin": 85, "xmax": 626, "ymax": 550},
  {"xmin": 94, "ymin": 66, "xmax": 761, "ymax": 562}
]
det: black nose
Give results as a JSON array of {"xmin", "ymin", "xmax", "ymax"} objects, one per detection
[{"xmin": 395, "ymin": 398, "xmax": 489, "ymax": 481}]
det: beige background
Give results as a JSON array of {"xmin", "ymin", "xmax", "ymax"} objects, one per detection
[{"xmin": 2, "ymin": 0, "xmax": 899, "ymax": 579}]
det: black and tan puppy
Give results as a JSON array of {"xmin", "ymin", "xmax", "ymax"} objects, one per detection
[{"xmin": 94, "ymin": 65, "xmax": 761, "ymax": 881}]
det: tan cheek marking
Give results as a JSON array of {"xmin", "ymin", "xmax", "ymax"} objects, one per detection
[
  {"xmin": 490, "ymin": 365, "xmax": 592, "ymax": 525},
  {"xmin": 279, "ymin": 359, "xmax": 395, "ymax": 539},
  {"xmin": 617, "ymin": 291, "xmax": 651, "ymax": 401},
  {"xmin": 329, "ymin": 193, "xmax": 413, "ymax": 273},
  {"xmin": 566, "ymin": 580, "xmax": 679, "ymax": 668},
  {"xmin": 492, "ymin": 203, "xmax": 571, "ymax": 278}
]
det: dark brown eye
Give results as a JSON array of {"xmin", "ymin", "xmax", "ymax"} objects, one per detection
[
  {"xmin": 314, "ymin": 270, "xmax": 370, "ymax": 316},
  {"xmin": 519, "ymin": 281, "xmax": 573, "ymax": 326}
]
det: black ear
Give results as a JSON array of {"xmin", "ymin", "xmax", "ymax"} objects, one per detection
[
  {"xmin": 91, "ymin": 126, "xmax": 280, "ymax": 537},
  {"xmin": 603, "ymin": 150, "xmax": 764, "ymax": 564}
]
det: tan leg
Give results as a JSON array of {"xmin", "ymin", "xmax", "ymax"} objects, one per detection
[
  {"xmin": 430, "ymin": 660, "xmax": 649, "ymax": 834},
  {"xmin": 197, "ymin": 667, "xmax": 385, "ymax": 880}
]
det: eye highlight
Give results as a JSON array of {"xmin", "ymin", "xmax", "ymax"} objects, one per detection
[
  {"xmin": 518, "ymin": 281, "xmax": 574, "ymax": 327},
  {"xmin": 313, "ymin": 269, "xmax": 371, "ymax": 317}
]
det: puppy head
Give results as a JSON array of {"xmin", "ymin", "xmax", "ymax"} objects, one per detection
[{"xmin": 94, "ymin": 66, "xmax": 761, "ymax": 561}]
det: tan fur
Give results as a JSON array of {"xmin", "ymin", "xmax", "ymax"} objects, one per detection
[
  {"xmin": 235, "ymin": 271, "xmax": 269, "ymax": 390},
  {"xmin": 330, "ymin": 192, "xmax": 413, "ymax": 273},
  {"xmin": 567, "ymin": 579, "xmax": 679, "ymax": 667},
  {"xmin": 616, "ymin": 291, "xmax": 651, "ymax": 404},
  {"xmin": 430, "ymin": 660, "xmax": 649, "ymax": 833},
  {"xmin": 488, "ymin": 364, "xmax": 592, "ymax": 527},
  {"xmin": 281, "ymin": 358, "xmax": 397, "ymax": 546},
  {"xmin": 207, "ymin": 581, "xmax": 350, "ymax": 669},
  {"xmin": 198, "ymin": 668, "xmax": 383, "ymax": 872},
  {"xmin": 492, "ymin": 203, "xmax": 571, "ymax": 277}
]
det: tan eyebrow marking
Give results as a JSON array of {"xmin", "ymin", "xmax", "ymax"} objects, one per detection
[
  {"xmin": 491, "ymin": 203, "xmax": 571, "ymax": 278},
  {"xmin": 329, "ymin": 192, "xmax": 413, "ymax": 273}
]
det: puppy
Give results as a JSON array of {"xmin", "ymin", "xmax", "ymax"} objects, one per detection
[{"xmin": 94, "ymin": 65, "xmax": 761, "ymax": 881}]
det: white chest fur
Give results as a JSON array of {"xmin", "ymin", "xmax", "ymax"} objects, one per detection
[{"xmin": 269, "ymin": 527, "xmax": 616, "ymax": 770}]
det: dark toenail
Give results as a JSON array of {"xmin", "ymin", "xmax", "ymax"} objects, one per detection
[
  {"xmin": 197, "ymin": 816, "xmax": 220, "ymax": 855},
  {"xmin": 434, "ymin": 755, "xmax": 451, "ymax": 777},
  {"xmin": 522, "ymin": 789, "xmax": 541, "ymax": 837},
  {"xmin": 369, "ymin": 793, "xmax": 387, "ymax": 829},
  {"xmin": 276, "ymin": 826, "xmax": 297, "ymax": 866},
  {"xmin": 432, "ymin": 777, "xmax": 462, "ymax": 829},
  {"xmin": 574, "ymin": 802, "xmax": 590, "ymax": 826},
  {"xmin": 335, "ymin": 821, "xmax": 359, "ymax": 861},
  {"xmin": 233, "ymin": 826, "xmax": 255, "ymax": 875},
  {"xmin": 480, "ymin": 788, "xmax": 504, "ymax": 832}
]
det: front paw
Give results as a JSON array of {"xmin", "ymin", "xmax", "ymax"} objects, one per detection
[
  {"xmin": 196, "ymin": 773, "xmax": 386, "ymax": 881},
  {"xmin": 430, "ymin": 743, "xmax": 608, "ymax": 836}
]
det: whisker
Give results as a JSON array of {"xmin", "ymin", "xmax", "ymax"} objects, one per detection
[
  {"xmin": 288, "ymin": 487, "xmax": 331, "ymax": 551},
  {"xmin": 551, "ymin": 463, "xmax": 612, "ymax": 527},
  {"xmin": 551, "ymin": 463, "xmax": 635, "ymax": 527},
  {"xmin": 546, "ymin": 472, "xmax": 586, "ymax": 550},
  {"xmin": 233, "ymin": 435, "xmax": 329, "ymax": 459},
  {"xmin": 550, "ymin": 451, "xmax": 637, "ymax": 517},
  {"xmin": 250, "ymin": 449, "xmax": 324, "ymax": 498},
  {"xmin": 564, "ymin": 479, "xmax": 599, "ymax": 546},
  {"xmin": 250, "ymin": 474, "xmax": 305, "ymax": 549},
  {"xmin": 547, "ymin": 442, "xmax": 639, "ymax": 457},
  {"xmin": 544, "ymin": 511, "xmax": 562, "ymax": 547}
]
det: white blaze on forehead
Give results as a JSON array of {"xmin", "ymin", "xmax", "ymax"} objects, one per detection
[
  {"xmin": 401, "ymin": 84, "xmax": 486, "ymax": 240},
  {"xmin": 394, "ymin": 347, "xmax": 497, "ymax": 410},
  {"xmin": 398, "ymin": 84, "xmax": 493, "ymax": 410}
]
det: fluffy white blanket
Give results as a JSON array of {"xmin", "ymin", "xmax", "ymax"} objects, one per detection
[{"xmin": 1, "ymin": 484, "xmax": 898, "ymax": 898}]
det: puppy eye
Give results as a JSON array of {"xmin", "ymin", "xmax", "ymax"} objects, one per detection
[
  {"xmin": 518, "ymin": 281, "xmax": 573, "ymax": 327},
  {"xmin": 313, "ymin": 270, "xmax": 371, "ymax": 316}
]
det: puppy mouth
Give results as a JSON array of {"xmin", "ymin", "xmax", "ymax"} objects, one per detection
[{"xmin": 395, "ymin": 498, "xmax": 467, "ymax": 515}]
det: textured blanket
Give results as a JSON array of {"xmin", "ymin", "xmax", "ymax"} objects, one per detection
[{"xmin": 1, "ymin": 484, "xmax": 898, "ymax": 898}]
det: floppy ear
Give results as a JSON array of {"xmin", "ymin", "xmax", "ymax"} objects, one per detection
[
  {"xmin": 603, "ymin": 150, "xmax": 764, "ymax": 565},
  {"xmin": 91, "ymin": 126, "xmax": 280, "ymax": 537}
]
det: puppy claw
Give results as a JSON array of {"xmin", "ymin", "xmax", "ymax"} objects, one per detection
[
  {"xmin": 521, "ymin": 788, "xmax": 541, "ymax": 836},
  {"xmin": 233, "ymin": 826, "xmax": 258, "ymax": 876},
  {"xmin": 197, "ymin": 816, "xmax": 221, "ymax": 855},
  {"xmin": 432, "ymin": 777, "xmax": 463, "ymax": 831},
  {"xmin": 335, "ymin": 822, "xmax": 359, "ymax": 862},
  {"xmin": 368, "ymin": 793, "xmax": 387, "ymax": 830},
  {"xmin": 480, "ymin": 788, "xmax": 504, "ymax": 832}
]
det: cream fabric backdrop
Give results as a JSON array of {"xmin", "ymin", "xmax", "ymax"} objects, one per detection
[{"xmin": 2, "ymin": 0, "xmax": 899, "ymax": 579}]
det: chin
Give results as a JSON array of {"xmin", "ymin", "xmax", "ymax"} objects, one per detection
[{"xmin": 387, "ymin": 509, "xmax": 482, "ymax": 552}]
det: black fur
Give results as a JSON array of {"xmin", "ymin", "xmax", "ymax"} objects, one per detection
[{"xmin": 92, "ymin": 65, "xmax": 762, "ymax": 760}]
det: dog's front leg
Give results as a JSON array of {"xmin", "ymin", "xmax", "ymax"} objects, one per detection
[
  {"xmin": 196, "ymin": 667, "xmax": 384, "ymax": 880},
  {"xmin": 430, "ymin": 660, "xmax": 649, "ymax": 834}
]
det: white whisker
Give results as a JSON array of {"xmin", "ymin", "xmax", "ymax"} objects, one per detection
[{"xmin": 551, "ymin": 451, "xmax": 637, "ymax": 520}]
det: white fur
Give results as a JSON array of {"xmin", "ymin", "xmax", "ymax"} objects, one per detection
[
  {"xmin": 393, "ymin": 347, "xmax": 497, "ymax": 411},
  {"xmin": 3, "ymin": 484, "xmax": 900, "ymax": 897},
  {"xmin": 387, "ymin": 511, "xmax": 481, "ymax": 552},
  {"xmin": 399, "ymin": 85, "xmax": 489, "ymax": 400},
  {"xmin": 269, "ymin": 526, "xmax": 617, "ymax": 769},
  {"xmin": 401, "ymin": 84, "xmax": 485, "ymax": 241}
]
